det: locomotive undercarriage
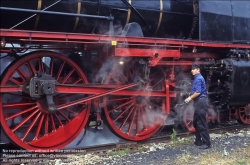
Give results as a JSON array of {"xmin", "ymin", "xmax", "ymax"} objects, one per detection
[{"xmin": 1, "ymin": 30, "xmax": 250, "ymax": 151}]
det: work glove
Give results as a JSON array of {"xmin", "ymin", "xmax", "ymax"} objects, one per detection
[{"xmin": 184, "ymin": 96, "xmax": 192, "ymax": 103}]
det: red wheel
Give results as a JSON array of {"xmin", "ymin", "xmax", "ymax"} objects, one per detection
[
  {"xmin": 238, "ymin": 105, "xmax": 250, "ymax": 124},
  {"xmin": 183, "ymin": 102, "xmax": 196, "ymax": 132},
  {"xmin": 0, "ymin": 51, "xmax": 90, "ymax": 151},
  {"xmin": 103, "ymin": 60, "xmax": 166, "ymax": 141},
  {"xmin": 182, "ymin": 102, "xmax": 216, "ymax": 132}
]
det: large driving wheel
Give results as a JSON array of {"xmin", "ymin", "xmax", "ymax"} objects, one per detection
[
  {"xmin": 0, "ymin": 51, "xmax": 90, "ymax": 151},
  {"xmin": 182, "ymin": 102, "xmax": 216, "ymax": 132},
  {"xmin": 238, "ymin": 105, "xmax": 250, "ymax": 124},
  {"xmin": 103, "ymin": 59, "xmax": 166, "ymax": 141}
]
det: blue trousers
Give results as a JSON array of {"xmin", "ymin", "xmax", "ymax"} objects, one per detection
[{"xmin": 193, "ymin": 98, "xmax": 211, "ymax": 146}]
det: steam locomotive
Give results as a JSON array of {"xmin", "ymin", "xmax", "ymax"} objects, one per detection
[{"xmin": 0, "ymin": 0, "xmax": 250, "ymax": 151}]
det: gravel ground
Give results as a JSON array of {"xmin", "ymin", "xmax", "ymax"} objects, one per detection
[{"xmin": 40, "ymin": 128, "xmax": 250, "ymax": 165}]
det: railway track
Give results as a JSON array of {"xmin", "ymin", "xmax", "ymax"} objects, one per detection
[{"xmin": 1, "ymin": 123, "xmax": 250, "ymax": 165}]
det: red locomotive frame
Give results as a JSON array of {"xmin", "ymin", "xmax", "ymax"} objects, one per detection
[{"xmin": 1, "ymin": 29, "xmax": 250, "ymax": 151}]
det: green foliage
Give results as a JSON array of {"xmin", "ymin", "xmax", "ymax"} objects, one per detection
[
  {"xmin": 108, "ymin": 148, "xmax": 131, "ymax": 156},
  {"xmin": 124, "ymin": 148, "xmax": 130, "ymax": 154},
  {"xmin": 138, "ymin": 146, "xmax": 144, "ymax": 153},
  {"xmin": 169, "ymin": 129, "xmax": 193, "ymax": 147},
  {"xmin": 170, "ymin": 128, "xmax": 177, "ymax": 142}
]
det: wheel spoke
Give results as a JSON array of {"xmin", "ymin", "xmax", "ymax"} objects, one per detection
[
  {"xmin": 238, "ymin": 107, "xmax": 250, "ymax": 124},
  {"xmin": 34, "ymin": 114, "xmax": 45, "ymax": 140},
  {"xmin": 4, "ymin": 93, "xmax": 36, "ymax": 100},
  {"xmin": 10, "ymin": 77, "xmax": 23, "ymax": 85},
  {"xmin": 21, "ymin": 112, "xmax": 42, "ymax": 141},
  {"xmin": 113, "ymin": 103, "xmax": 133, "ymax": 123},
  {"xmin": 127, "ymin": 108, "xmax": 137, "ymax": 135},
  {"xmin": 45, "ymin": 115, "xmax": 49, "ymax": 135},
  {"xmin": 136, "ymin": 107, "xmax": 141, "ymax": 134},
  {"xmin": 3, "ymin": 102, "xmax": 37, "ymax": 109},
  {"xmin": 63, "ymin": 108, "xmax": 78, "ymax": 115},
  {"xmin": 61, "ymin": 69, "xmax": 75, "ymax": 84},
  {"xmin": 144, "ymin": 107, "xmax": 153, "ymax": 125},
  {"xmin": 50, "ymin": 114, "xmax": 56, "ymax": 132},
  {"xmin": 17, "ymin": 68, "xmax": 29, "ymax": 80},
  {"xmin": 12, "ymin": 109, "xmax": 39, "ymax": 132},
  {"xmin": 73, "ymin": 78, "xmax": 82, "ymax": 84},
  {"xmin": 5, "ymin": 106, "xmax": 38, "ymax": 121},
  {"xmin": 125, "ymin": 66, "xmax": 134, "ymax": 79},
  {"xmin": 107, "ymin": 97, "xmax": 132, "ymax": 102},
  {"xmin": 109, "ymin": 100, "xmax": 133, "ymax": 113},
  {"xmin": 28, "ymin": 61, "xmax": 37, "ymax": 76},
  {"xmin": 38, "ymin": 57, "xmax": 44, "ymax": 72},
  {"xmin": 119, "ymin": 106, "xmax": 134, "ymax": 130},
  {"xmin": 148, "ymin": 70, "xmax": 159, "ymax": 85},
  {"xmin": 111, "ymin": 76, "xmax": 121, "ymax": 84},
  {"xmin": 55, "ymin": 113, "xmax": 63, "ymax": 127},
  {"xmin": 119, "ymin": 73, "xmax": 128, "ymax": 83},
  {"xmin": 141, "ymin": 107, "xmax": 147, "ymax": 129},
  {"xmin": 57, "ymin": 110, "xmax": 70, "ymax": 122},
  {"xmin": 56, "ymin": 61, "xmax": 65, "ymax": 81},
  {"xmin": 151, "ymin": 78, "xmax": 164, "ymax": 89}
]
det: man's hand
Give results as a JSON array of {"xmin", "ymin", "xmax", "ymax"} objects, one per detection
[{"xmin": 184, "ymin": 96, "xmax": 192, "ymax": 103}]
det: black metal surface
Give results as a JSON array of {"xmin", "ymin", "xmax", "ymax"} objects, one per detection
[
  {"xmin": 0, "ymin": 0, "xmax": 194, "ymax": 38},
  {"xmin": 231, "ymin": 1, "xmax": 250, "ymax": 43},
  {"xmin": 208, "ymin": 58, "xmax": 250, "ymax": 107},
  {"xmin": 199, "ymin": 1, "xmax": 250, "ymax": 43},
  {"xmin": 229, "ymin": 59, "xmax": 250, "ymax": 106}
]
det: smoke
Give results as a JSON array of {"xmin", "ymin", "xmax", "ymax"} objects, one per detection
[
  {"xmin": 94, "ymin": 57, "xmax": 132, "ymax": 83},
  {"xmin": 145, "ymin": 105, "xmax": 168, "ymax": 126}
]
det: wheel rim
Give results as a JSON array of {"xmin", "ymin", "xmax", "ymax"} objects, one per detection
[
  {"xmin": 238, "ymin": 106, "xmax": 250, "ymax": 124},
  {"xmin": 0, "ymin": 51, "xmax": 90, "ymax": 151},
  {"xmin": 103, "ymin": 60, "xmax": 165, "ymax": 141},
  {"xmin": 183, "ymin": 102, "xmax": 196, "ymax": 132},
  {"xmin": 183, "ymin": 102, "xmax": 215, "ymax": 132}
]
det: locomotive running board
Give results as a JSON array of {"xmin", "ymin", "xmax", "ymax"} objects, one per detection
[{"xmin": 1, "ymin": 29, "xmax": 250, "ymax": 49}]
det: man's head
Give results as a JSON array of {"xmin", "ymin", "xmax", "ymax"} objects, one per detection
[{"xmin": 191, "ymin": 63, "xmax": 200, "ymax": 75}]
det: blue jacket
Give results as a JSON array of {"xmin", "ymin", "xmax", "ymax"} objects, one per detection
[{"xmin": 191, "ymin": 73, "xmax": 207, "ymax": 99}]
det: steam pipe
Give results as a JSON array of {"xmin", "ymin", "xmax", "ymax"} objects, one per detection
[
  {"xmin": 0, "ymin": 7, "xmax": 114, "ymax": 21},
  {"xmin": 10, "ymin": 0, "xmax": 62, "ymax": 29}
]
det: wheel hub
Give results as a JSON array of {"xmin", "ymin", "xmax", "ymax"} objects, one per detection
[
  {"xmin": 36, "ymin": 98, "xmax": 53, "ymax": 114},
  {"xmin": 23, "ymin": 72, "xmax": 57, "ymax": 114},
  {"xmin": 133, "ymin": 96, "xmax": 148, "ymax": 106}
]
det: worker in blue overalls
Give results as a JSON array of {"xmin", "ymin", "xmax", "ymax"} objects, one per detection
[{"xmin": 184, "ymin": 63, "xmax": 211, "ymax": 149}]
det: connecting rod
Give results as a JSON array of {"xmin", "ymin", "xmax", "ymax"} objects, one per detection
[{"xmin": 57, "ymin": 83, "xmax": 137, "ymax": 110}]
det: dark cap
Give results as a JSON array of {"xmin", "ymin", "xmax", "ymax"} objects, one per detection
[{"xmin": 191, "ymin": 63, "xmax": 201, "ymax": 70}]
